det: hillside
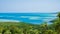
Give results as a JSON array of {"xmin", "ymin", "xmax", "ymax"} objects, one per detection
[{"xmin": 0, "ymin": 12, "xmax": 60, "ymax": 34}]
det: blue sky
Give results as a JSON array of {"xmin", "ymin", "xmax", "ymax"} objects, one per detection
[{"xmin": 0, "ymin": 0, "xmax": 60, "ymax": 13}]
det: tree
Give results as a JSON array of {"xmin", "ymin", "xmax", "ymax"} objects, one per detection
[{"xmin": 50, "ymin": 12, "xmax": 60, "ymax": 34}]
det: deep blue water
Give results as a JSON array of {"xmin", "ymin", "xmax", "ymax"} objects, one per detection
[{"xmin": 0, "ymin": 13, "xmax": 57, "ymax": 24}]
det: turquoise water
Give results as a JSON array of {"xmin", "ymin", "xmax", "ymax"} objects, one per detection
[{"xmin": 0, "ymin": 13, "xmax": 57, "ymax": 24}]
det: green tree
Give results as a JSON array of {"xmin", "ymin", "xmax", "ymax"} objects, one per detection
[{"xmin": 51, "ymin": 12, "xmax": 60, "ymax": 34}]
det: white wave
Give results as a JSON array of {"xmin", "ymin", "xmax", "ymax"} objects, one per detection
[
  {"xmin": 51, "ymin": 14, "xmax": 57, "ymax": 16},
  {"xmin": 43, "ymin": 18, "xmax": 55, "ymax": 22},
  {"xmin": 29, "ymin": 17, "xmax": 40, "ymax": 20},
  {"xmin": 0, "ymin": 19, "xmax": 20, "ymax": 22},
  {"xmin": 42, "ymin": 17, "xmax": 57, "ymax": 19},
  {"xmin": 20, "ymin": 16, "xmax": 41, "ymax": 20},
  {"xmin": 20, "ymin": 16, "xmax": 30, "ymax": 18}
]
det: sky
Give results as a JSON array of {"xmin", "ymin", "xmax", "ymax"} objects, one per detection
[{"xmin": 0, "ymin": 0, "xmax": 60, "ymax": 13}]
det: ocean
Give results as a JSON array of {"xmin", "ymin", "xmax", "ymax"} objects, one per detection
[{"xmin": 0, "ymin": 13, "xmax": 57, "ymax": 24}]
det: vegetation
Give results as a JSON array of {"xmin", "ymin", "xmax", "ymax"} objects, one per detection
[{"xmin": 0, "ymin": 12, "xmax": 60, "ymax": 34}]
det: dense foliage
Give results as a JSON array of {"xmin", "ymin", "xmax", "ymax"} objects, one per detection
[{"xmin": 0, "ymin": 12, "xmax": 60, "ymax": 34}]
